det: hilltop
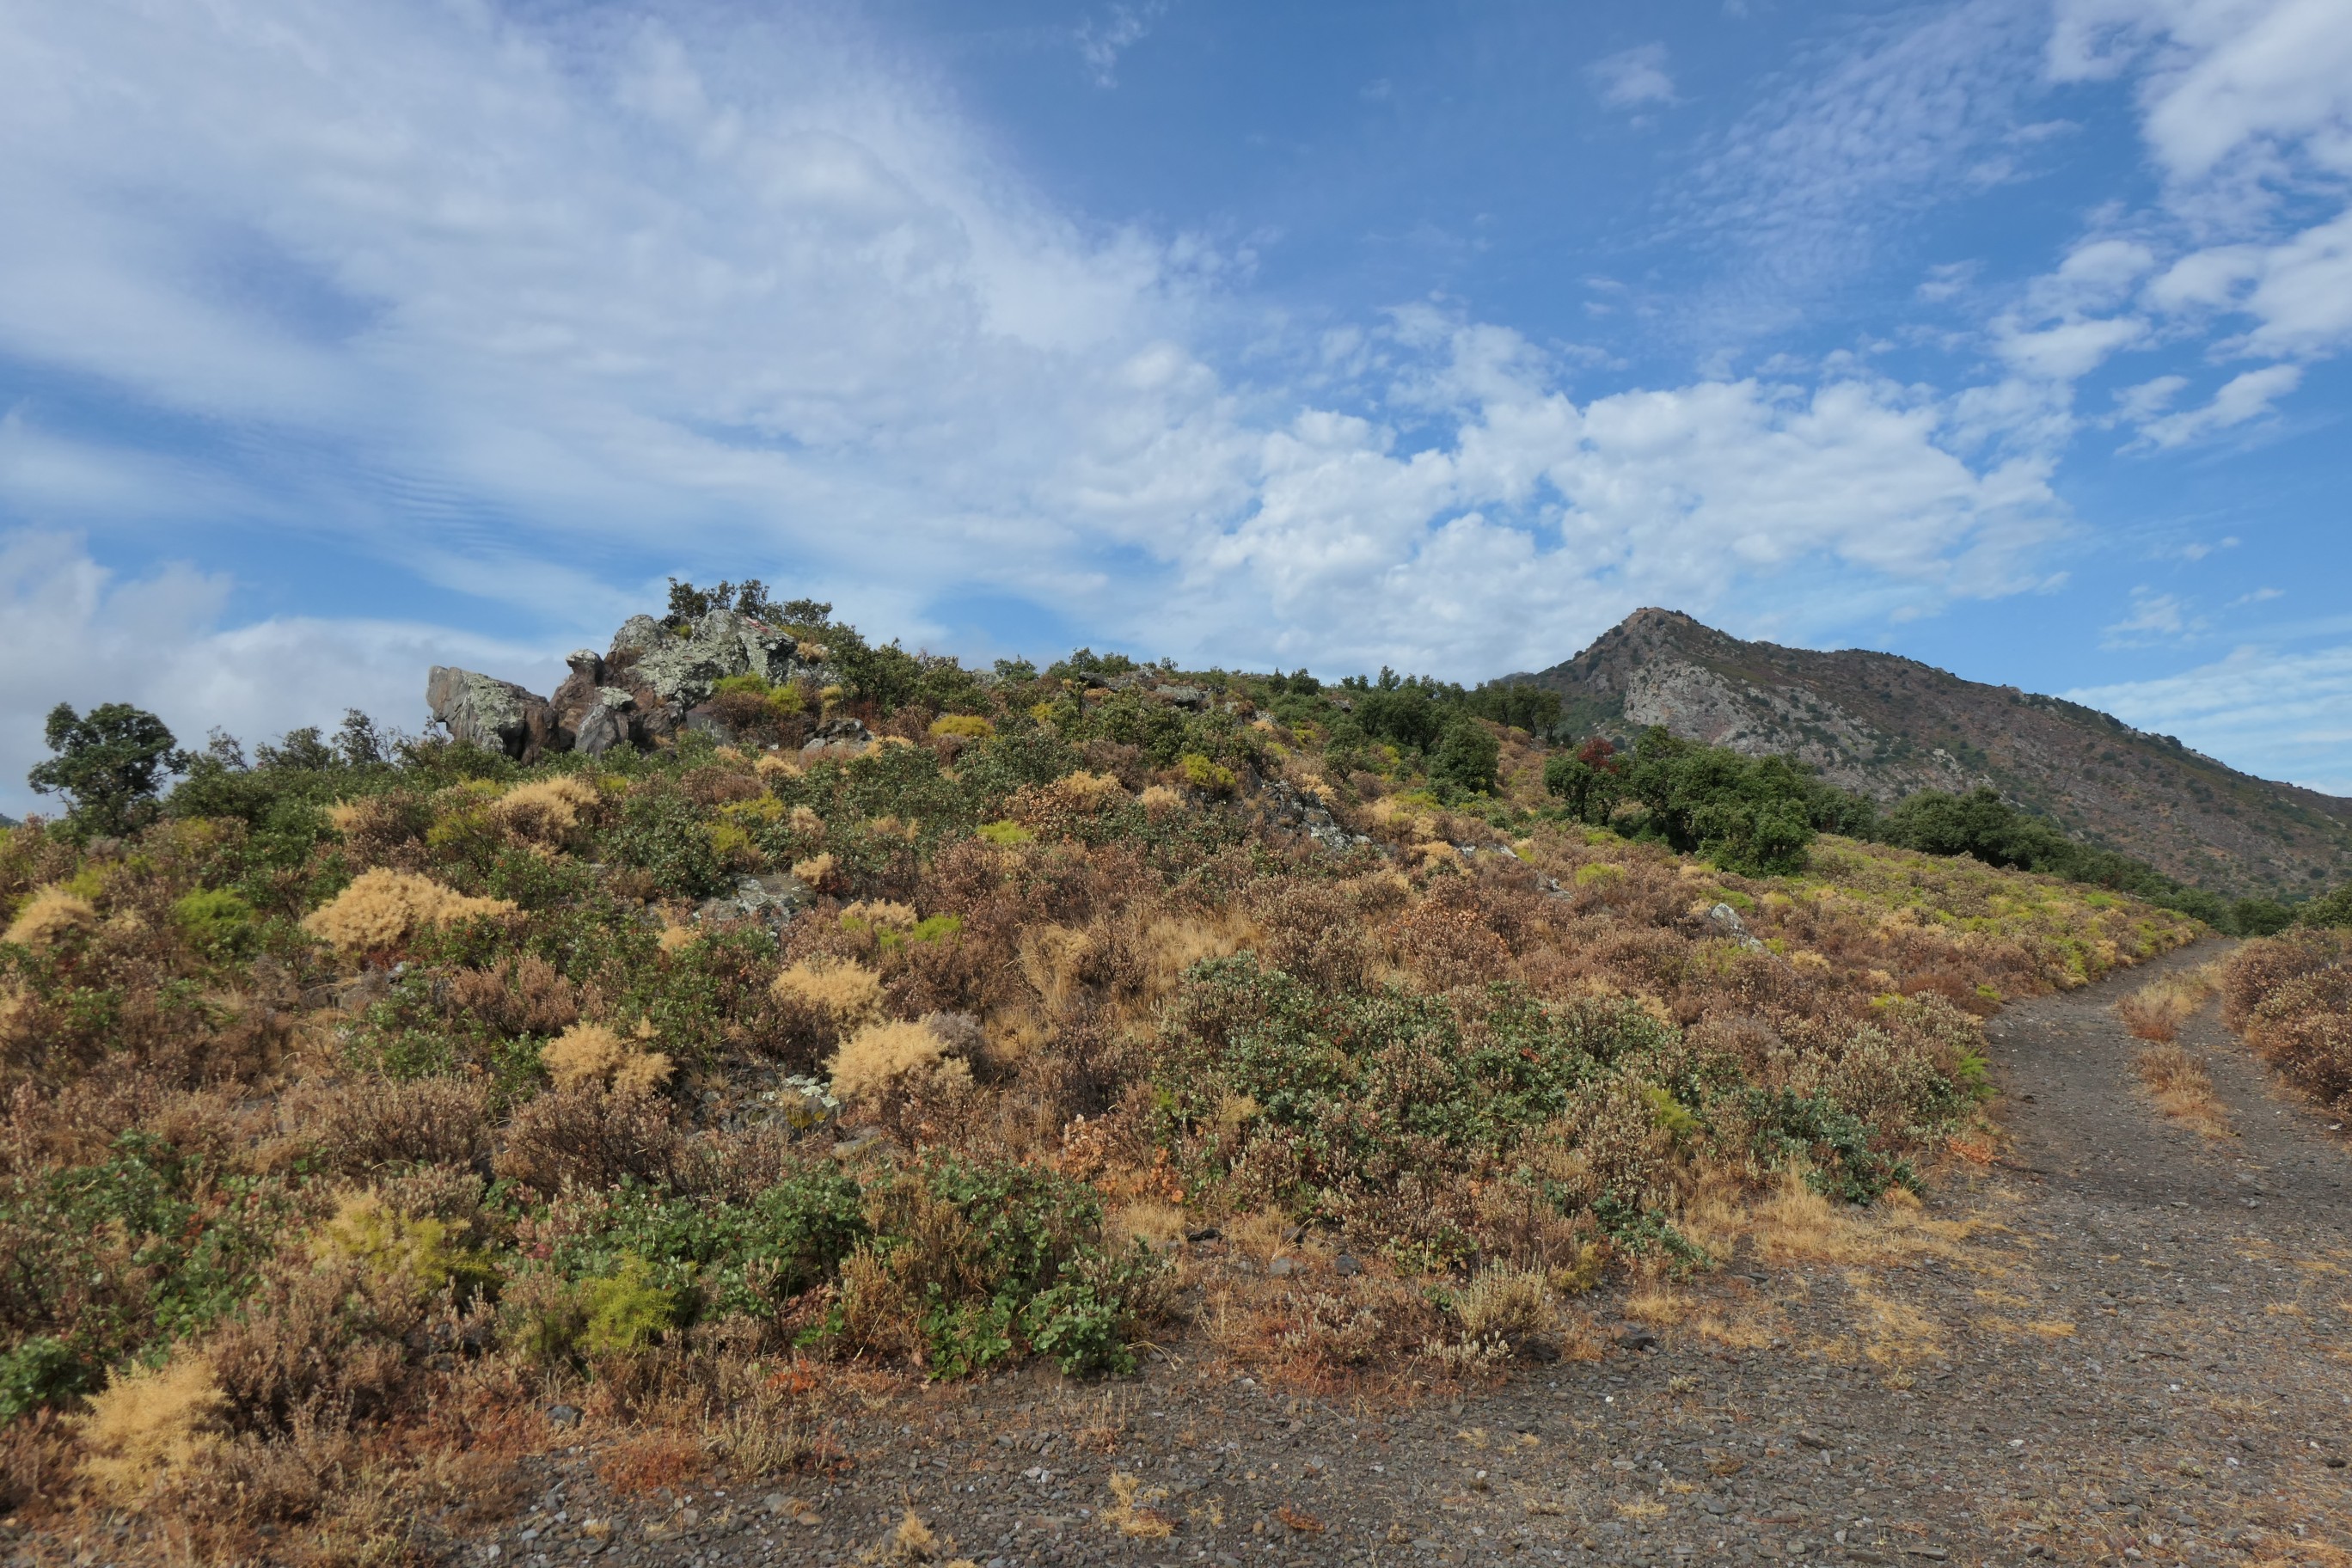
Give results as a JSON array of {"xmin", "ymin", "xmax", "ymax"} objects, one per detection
[{"xmin": 1508, "ymin": 608, "xmax": 2352, "ymax": 898}]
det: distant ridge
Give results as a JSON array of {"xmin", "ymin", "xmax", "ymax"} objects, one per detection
[{"xmin": 1507, "ymin": 609, "xmax": 2352, "ymax": 898}]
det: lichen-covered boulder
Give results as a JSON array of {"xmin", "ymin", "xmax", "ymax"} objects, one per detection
[{"xmin": 426, "ymin": 667, "xmax": 560, "ymax": 762}]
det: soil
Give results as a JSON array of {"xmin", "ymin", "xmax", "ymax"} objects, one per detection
[{"xmin": 454, "ymin": 941, "xmax": 2352, "ymax": 1568}]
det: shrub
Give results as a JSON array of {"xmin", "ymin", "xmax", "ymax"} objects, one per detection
[
  {"xmin": 309, "ymin": 1192, "xmax": 499, "ymax": 1302},
  {"xmin": 492, "ymin": 775, "xmax": 601, "ymax": 842},
  {"xmin": 74, "ymin": 1354, "xmax": 226, "ymax": 1503},
  {"xmin": 929, "ymin": 714, "xmax": 994, "ymax": 740},
  {"xmin": 169, "ymin": 888, "xmax": 255, "ymax": 954},
  {"xmin": 301, "ymin": 869, "xmax": 516, "ymax": 956},
  {"xmin": 831, "ymin": 1019, "xmax": 968, "ymax": 1105},
  {"xmin": 578, "ymin": 1256, "xmax": 677, "ymax": 1355},
  {"xmin": 1177, "ymin": 753, "xmax": 1237, "ymax": 796},
  {"xmin": 772, "ymin": 955, "xmax": 882, "ymax": 1034},
  {"xmin": 604, "ymin": 787, "xmax": 730, "ymax": 900},
  {"xmin": 541, "ymin": 1021, "xmax": 674, "ymax": 1098},
  {"xmin": 4, "ymin": 885, "xmax": 98, "ymax": 949},
  {"xmin": 1428, "ymin": 722, "xmax": 1500, "ymax": 796}
]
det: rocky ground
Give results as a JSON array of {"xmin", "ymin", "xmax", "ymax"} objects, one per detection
[{"xmin": 464, "ymin": 940, "xmax": 2351, "ymax": 1568}]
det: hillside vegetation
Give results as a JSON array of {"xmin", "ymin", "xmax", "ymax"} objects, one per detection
[
  {"xmin": 1515, "ymin": 608, "xmax": 2352, "ymax": 899},
  {"xmin": 0, "ymin": 596, "xmax": 2208, "ymax": 1563}
]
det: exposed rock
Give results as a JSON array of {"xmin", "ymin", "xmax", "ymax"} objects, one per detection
[
  {"xmin": 1155, "ymin": 684, "xmax": 1208, "ymax": 709},
  {"xmin": 691, "ymin": 873, "xmax": 811, "ymax": 929},
  {"xmin": 1258, "ymin": 779, "xmax": 1372, "ymax": 853},
  {"xmin": 608, "ymin": 616, "xmax": 666, "ymax": 658},
  {"xmin": 800, "ymin": 714, "xmax": 872, "ymax": 759},
  {"xmin": 573, "ymin": 703, "xmax": 629, "ymax": 759},
  {"xmin": 426, "ymin": 666, "xmax": 560, "ymax": 763},
  {"xmin": 547, "ymin": 649, "xmax": 606, "ymax": 748},
  {"xmin": 1705, "ymin": 900, "xmax": 1766, "ymax": 952}
]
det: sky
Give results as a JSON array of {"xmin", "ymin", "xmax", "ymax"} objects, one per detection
[{"xmin": 2, "ymin": 0, "xmax": 2349, "ymax": 813}]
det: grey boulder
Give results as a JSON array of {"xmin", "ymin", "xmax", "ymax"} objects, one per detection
[{"xmin": 426, "ymin": 667, "xmax": 560, "ymax": 763}]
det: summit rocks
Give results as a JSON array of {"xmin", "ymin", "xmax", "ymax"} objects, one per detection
[{"xmin": 426, "ymin": 608, "xmax": 842, "ymax": 761}]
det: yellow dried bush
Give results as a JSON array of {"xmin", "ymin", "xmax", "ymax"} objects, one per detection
[
  {"xmin": 1054, "ymin": 770, "xmax": 1127, "ymax": 811},
  {"xmin": 542, "ymin": 1021, "xmax": 672, "ymax": 1097},
  {"xmin": 771, "ymin": 954, "xmax": 883, "ymax": 1026},
  {"xmin": 754, "ymin": 752, "xmax": 804, "ymax": 781},
  {"xmin": 830, "ymin": 1019, "xmax": 969, "ymax": 1104},
  {"xmin": 791, "ymin": 851, "xmax": 837, "ymax": 888},
  {"xmin": 1137, "ymin": 784, "xmax": 1185, "ymax": 818},
  {"xmin": 301, "ymin": 869, "xmax": 517, "ymax": 955},
  {"xmin": 4, "ymin": 885, "xmax": 98, "ymax": 948},
  {"xmin": 493, "ymin": 775, "xmax": 601, "ymax": 840},
  {"xmin": 842, "ymin": 899, "xmax": 918, "ymax": 932},
  {"xmin": 75, "ymin": 1354, "xmax": 227, "ymax": 1503}
]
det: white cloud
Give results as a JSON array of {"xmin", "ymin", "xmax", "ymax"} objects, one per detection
[
  {"xmin": 1075, "ymin": 2, "xmax": 1169, "ymax": 89},
  {"xmin": 1589, "ymin": 45, "xmax": 1677, "ymax": 110},
  {"xmin": 0, "ymin": 531, "xmax": 556, "ymax": 817},
  {"xmin": 2101, "ymin": 585, "xmax": 2204, "ymax": 647},
  {"xmin": 2071, "ymin": 641, "xmax": 2352, "ymax": 795},
  {"xmin": 0, "ymin": 0, "xmax": 2079, "ymax": 775},
  {"xmin": 2037, "ymin": 0, "xmax": 2352, "ymax": 404},
  {"xmin": 2135, "ymin": 363, "xmax": 2303, "ymax": 447}
]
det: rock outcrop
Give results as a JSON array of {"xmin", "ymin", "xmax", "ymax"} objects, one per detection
[
  {"xmin": 425, "ymin": 667, "xmax": 560, "ymax": 763},
  {"xmin": 426, "ymin": 608, "xmax": 846, "ymax": 763}
]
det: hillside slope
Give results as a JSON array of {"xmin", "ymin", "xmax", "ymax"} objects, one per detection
[{"xmin": 1510, "ymin": 609, "xmax": 2352, "ymax": 897}]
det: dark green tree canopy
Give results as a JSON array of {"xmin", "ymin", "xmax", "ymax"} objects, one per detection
[{"xmin": 27, "ymin": 701, "xmax": 187, "ymax": 836}]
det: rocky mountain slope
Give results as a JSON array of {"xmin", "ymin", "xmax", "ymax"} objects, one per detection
[{"xmin": 1509, "ymin": 609, "xmax": 2352, "ymax": 897}]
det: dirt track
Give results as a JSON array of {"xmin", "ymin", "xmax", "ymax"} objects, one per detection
[{"xmin": 486, "ymin": 940, "xmax": 2352, "ymax": 1568}]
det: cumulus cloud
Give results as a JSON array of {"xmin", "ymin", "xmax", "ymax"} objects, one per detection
[
  {"xmin": 1589, "ymin": 45, "xmax": 1677, "ymax": 110},
  {"xmin": 2071, "ymin": 642, "xmax": 2352, "ymax": 795}
]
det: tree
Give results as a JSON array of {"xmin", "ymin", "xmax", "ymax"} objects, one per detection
[
  {"xmin": 27, "ymin": 701, "xmax": 186, "ymax": 836},
  {"xmin": 1428, "ymin": 721, "xmax": 1500, "ymax": 795}
]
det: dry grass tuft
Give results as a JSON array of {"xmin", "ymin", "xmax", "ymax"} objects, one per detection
[
  {"xmin": 2134, "ymin": 1043, "xmax": 2235, "ymax": 1138},
  {"xmin": 2116, "ymin": 963, "xmax": 2220, "ymax": 1043},
  {"xmin": 542, "ymin": 1021, "xmax": 674, "ymax": 1098},
  {"xmin": 301, "ymin": 869, "xmax": 516, "ymax": 955},
  {"xmin": 74, "ymin": 1355, "xmax": 226, "ymax": 1504},
  {"xmin": 831, "ymin": 1019, "xmax": 969, "ymax": 1105},
  {"xmin": 773, "ymin": 954, "xmax": 883, "ymax": 1027},
  {"xmin": 1104, "ymin": 1471, "xmax": 1178, "ymax": 1538},
  {"xmin": 492, "ymin": 775, "xmax": 601, "ymax": 840},
  {"xmin": 5, "ymin": 885, "xmax": 99, "ymax": 949}
]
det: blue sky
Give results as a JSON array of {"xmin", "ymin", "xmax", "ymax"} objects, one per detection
[{"xmin": 2, "ymin": 0, "xmax": 2349, "ymax": 812}]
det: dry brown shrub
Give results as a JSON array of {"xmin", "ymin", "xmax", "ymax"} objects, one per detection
[
  {"xmin": 4, "ymin": 885, "xmax": 97, "ymax": 949},
  {"xmin": 75, "ymin": 1353, "xmax": 228, "ymax": 1503},
  {"xmin": 2224, "ymin": 929, "xmax": 2347, "ymax": 1027},
  {"xmin": 302, "ymin": 870, "xmax": 517, "ymax": 957},
  {"xmin": 842, "ymin": 898, "xmax": 918, "ymax": 931},
  {"xmin": 205, "ymin": 1254, "xmax": 429, "ymax": 1431},
  {"xmin": 495, "ymin": 1084, "xmax": 685, "ymax": 1195},
  {"xmin": 2134, "ymin": 1044, "xmax": 2235, "ymax": 1137},
  {"xmin": 595, "ymin": 1430, "xmax": 707, "ymax": 1494},
  {"xmin": 1252, "ymin": 882, "xmax": 1372, "ymax": 993},
  {"xmin": 444, "ymin": 952, "xmax": 579, "ymax": 1036},
  {"xmin": 2116, "ymin": 963, "xmax": 2220, "ymax": 1044},
  {"xmin": 284, "ymin": 1075, "xmax": 492, "ymax": 1174},
  {"xmin": 1388, "ymin": 896, "xmax": 1512, "ymax": 990},
  {"xmin": 1137, "ymin": 784, "xmax": 1185, "ymax": 818},
  {"xmin": 2245, "ymin": 966, "xmax": 2352, "ymax": 1111}
]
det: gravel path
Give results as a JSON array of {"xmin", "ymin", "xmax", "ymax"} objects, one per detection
[{"xmin": 486, "ymin": 941, "xmax": 2352, "ymax": 1568}]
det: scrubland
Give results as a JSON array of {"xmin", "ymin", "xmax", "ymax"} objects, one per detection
[
  {"xmin": 0, "ymin": 655, "xmax": 2205, "ymax": 1564},
  {"xmin": 2220, "ymin": 928, "xmax": 2352, "ymax": 1114}
]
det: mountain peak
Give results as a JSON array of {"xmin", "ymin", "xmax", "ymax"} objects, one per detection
[{"xmin": 1515, "ymin": 611, "xmax": 2352, "ymax": 897}]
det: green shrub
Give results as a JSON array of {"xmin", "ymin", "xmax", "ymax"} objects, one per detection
[
  {"xmin": 604, "ymin": 786, "xmax": 729, "ymax": 899},
  {"xmin": 578, "ymin": 1255, "xmax": 677, "ymax": 1354},
  {"xmin": 0, "ymin": 1335, "xmax": 92, "ymax": 1422},
  {"xmin": 1177, "ymin": 753, "xmax": 1237, "ymax": 795},
  {"xmin": 169, "ymin": 888, "xmax": 255, "ymax": 955},
  {"xmin": 1428, "ymin": 722, "xmax": 1500, "ymax": 796}
]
